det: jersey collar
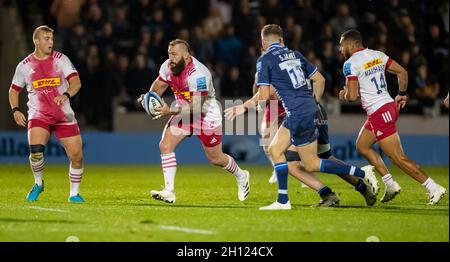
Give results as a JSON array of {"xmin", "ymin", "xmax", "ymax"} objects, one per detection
[
  {"xmin": 268, "ymin": 42, "xmax": 283, "ymax": 51},
  {"xmin": 354, "ymin": 47, "xmax": 366, "ymax": 53}
]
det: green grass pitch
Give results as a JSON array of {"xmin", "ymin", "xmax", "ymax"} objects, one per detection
[{"xmin": 0, "ymin": 164, "xmax": 448, "ymax": 242}]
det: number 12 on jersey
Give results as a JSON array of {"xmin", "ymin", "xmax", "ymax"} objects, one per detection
[{"xmin": 371, "ymin": 73, "xmax": 387, "ymax": 94}]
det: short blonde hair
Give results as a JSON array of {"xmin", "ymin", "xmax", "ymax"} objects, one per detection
[
  {"xmin": 33, "ymin": 25, "xmax": 54, "ymax": 40},
  {"xmin": 261, "ymin": 24, "xmax": 283, "ymax": 38}
]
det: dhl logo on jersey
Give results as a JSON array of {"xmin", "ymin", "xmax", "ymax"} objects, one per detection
[
  {"xmin": 173, "ymin": 89, "xmax": 191, "ymax": 100},
  {"xmin": 32, "ymin": 78, "xmax": 61, "ymax": 89},
  {"xmin": 363, "ymin": 58, "xmax": 383, "ymax": 70}
]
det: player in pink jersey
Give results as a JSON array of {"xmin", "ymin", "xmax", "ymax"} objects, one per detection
[
  {"xmin": 339, "ymin": 29, "xmax": 446, "ymax": 205},
  {"xmin": 138, "ymin": 39, "xmax": 250, "ymax": 203},
  {"xmin": 8, "ymin": 25, "xmax": 85, "ymax": 203}
]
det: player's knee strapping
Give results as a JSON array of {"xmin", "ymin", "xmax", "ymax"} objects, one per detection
[
  {"xmin": 285, "ymin": 150, "xmax": 301, "ymax": 162},
  {"xmin": 29, "ymin": 144, "xmax": 45, "ymax": 162},
  {"xmin": 318, "ymin": 143, "xmax": 332, "ymax": 159},
  {"xmin": 318, "ymin": 150, "xmax": 332, "ymax": 159}
]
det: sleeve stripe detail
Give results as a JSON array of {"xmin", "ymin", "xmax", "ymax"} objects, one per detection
[
  {"xmin": 308, "ymin": 67, "xmax": 318, "ymax": 78},
  {"xmin": 66, "ymin": 72, "xmax": 79, "ymax": 81},
  {"xmin": 157, "ymin": 76, "xmax": 170, "ymax": 84},
  {"xmin": 386, "ymin": 58, "xmax": 393, "ymax": 69},
  {"xmin": 10, "ymin": 84, "xmax": 23, "ymax": 92},
  {"xmin": 256, "ymin": 82, "xmax": 270, "ymax": 86},
  {"xmin": 346, "ymin": 76, "xmax": 358, "ymax": 81}
]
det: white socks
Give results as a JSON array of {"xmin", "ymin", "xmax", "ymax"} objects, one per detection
[
  {"xmin": 422, "ymin": 177, "xmax": 437, "ymax": 192},
  {"xmin": 223, "ymin": 155, "xmax": 246, "ymax": 182},
  {"xmin": 382, "ymin": 174, "xmax": 394, "ymax": 188},
  {"xmin": 29, "ymin": 156, "xmax": 44, "ymax": 186},
  {"xmin": 69, "ymin": 167, "xmax": 83, "ymax": 197},
  {"xmin": 161, "ymin": 153, "xmax": 177, "ymax": 192}
]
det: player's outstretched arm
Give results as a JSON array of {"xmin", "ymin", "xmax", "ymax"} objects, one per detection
[
  {"xmin": 258, "ymin": 85, "xmax": 271, "ymax": 101},
  {"xmin": 310, "ymin": 71, "xmax": 326, "ymax": 103},
  {"xmin": 225, "ymin": 87, "xmax": 259, "ymax": 120},
  {"xmin": 387, "ymin": 60, "xmax": 408, "ymax": 109},
  {"xmin": 8, "ymin": 88, "xmax": 26, "ymax": 127}
]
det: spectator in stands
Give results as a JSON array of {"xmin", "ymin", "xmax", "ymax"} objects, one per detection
[
  {"xmin": 215, "ymin": 24, "xmax": 242, "ymax": 67},
  {"xmin": 190, "ymin": 26, "xmax": 215, "ymax": 63},
  {"xmin": 50, "ymin": 0, "xmax": 85, "ymax": 46},
  {"xmin": 202, "ymin": 4, "xmax": 224, "ymax": 39},
  {"xmin": 127, "ymin": 53, "xmax": 156, "ymax": 104},
  {"xmin": 15, "ymin": 0, "xmax": 448, "ymax": 129},
  {"xmin": 113, "ymin": 6, "xmax": 135, "ymax": 54},
  {"xmin": 220, "ymin": 66, "xmax": 247, "ymax": 97},
  {"xmin": 66, "ymin": 23, "xmax": 89, "ymax": 67},
  {"xmin": 413, "ymin": 63, "xmax": 441, "ymax": 118},
  {"xmin": 84, "ymin": 3, "xmax": 104, "ymax": 38},
  {"xmin": 329, "ymin": 2, "xmax": 357, "ymax": 38}
]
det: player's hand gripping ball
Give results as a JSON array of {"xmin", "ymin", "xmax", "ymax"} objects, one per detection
[{"xmin": 141, "ymin": 91, "xmax": 163, "ymax": 117}]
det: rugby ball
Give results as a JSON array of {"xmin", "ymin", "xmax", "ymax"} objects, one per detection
[{"xmin": 142, "ymin": 91, "xmax": 163, "ymax": 116}]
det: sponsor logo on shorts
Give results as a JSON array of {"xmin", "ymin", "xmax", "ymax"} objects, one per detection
[
  {"xmin": 363, "ymin": 58, "xmax": 383, "ymax": 70},
  {"xmin": 32, "ymin": 78, "xmax": 61, "ymax": 89}
]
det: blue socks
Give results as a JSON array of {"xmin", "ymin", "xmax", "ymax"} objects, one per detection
[
  {"xmin": 274, "ymin": 162, "xmax": 289, "ymax": 204},
  {"xmin": 319, "ymin": 159, "xmax": 365, "ymax": 178},
  {"xmin": 355, "ymin": 179, "xmax": 367, "ymax": 194},
  {"xmin": 318, "ymin": 186, "xmax": 332, "ymax": 197}
]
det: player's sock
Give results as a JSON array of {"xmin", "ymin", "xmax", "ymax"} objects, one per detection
[
  {"xmin": 223, "ymin": 155, "xmax": 246, "ymax": 182},
  {"xmin": 320, "ymin": 159, "xmax": 365, "ymax": 178},
  {"xmin": 161, "ymin": 153, "xmax": 177, "ymax": 192},
  {"xmin": 29, "ymin": 145, "xmax": 45, "ymax": 186},
  {"xmin": 354, "ymin": 179, "xmax": 367, "ymax": 194},
  {"xmin": 382, "ymin": 174, "xmax": 395, "ymax": 188},
  {"xmin": 29, "ymin": 156, "xmax": 44, "ymax": 186},
  {"xmin": 274, "ymin": 162, "xmax": 289, "ymax": 204},
  {"xmin": 318, "ymin": 186, "xmax": 332, "ymax": 197},
  {"xmin": 69, "ymin": 166, "xmax": 83, "ymax": 197},
  {"xmin": 422, "ymin": 177, "xmax": 437, "ymax": 192}
]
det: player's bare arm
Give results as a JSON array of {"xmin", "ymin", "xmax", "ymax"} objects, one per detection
[
  {"xmin": 225, "ymin": 84, "xmax": 277, "ymax": 120},
  {"xmin": 258, "ymin": 84, "xmax": 271, "ymax": 101},
  {"xmin": 153, "ymin": 93, "xmax": 207, "ymax": 120},
  {"xmin": 310, "ymin": 71, "xmax": 326, "ymax": 102},
  {"xmin": 444, "ymin": 93, "xmax": 449, "ymax": 109},
  {"xmin": 137, "ymin": 78, "xmax": 169, "ymax": 105},
  {"xmin": 54, "ymin": 75, "xmax": 81, "ymax": 105},
  {"xmin": 225, "ymin": 83, "xmax": 259, "ymax": 121},
  {"xmin": 8, "ymin": 88, "xmax": 26, "ymax": 127},
  {"xmin": 341, "ymin": 79, "xmax": 359, "ymax": 102},
  {"xmin": 386, "ymin": 59, "xmax": 408, "ymax": 109},
  {"xmin": 149, "ymin": 78, "xmax": 169, "ymax": 97}
]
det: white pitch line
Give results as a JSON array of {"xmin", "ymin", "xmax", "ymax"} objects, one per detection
[
  {"xmin": 159, "ymin": 225, "xmax": 215, "ymax": 235},
  {"xmin": 28, "ymin": 206, "xmax": 68, "ymax": 213}
]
